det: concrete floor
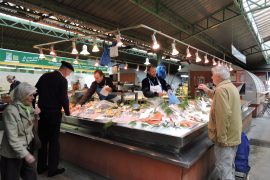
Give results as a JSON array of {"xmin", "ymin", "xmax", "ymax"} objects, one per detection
[{"xmin": 0, "ymin": 113, "xmax": 270, "ymax": 179}]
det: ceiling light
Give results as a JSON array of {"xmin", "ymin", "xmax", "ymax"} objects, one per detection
[
  {"xmin": 229, "ymin": 64, "xmax": 233, "ymax": 71},
  {"xmin": 218, "ymin": 61, "xmax": 221, "ymax": 66},
  {"xmin": 92, "ymin": 38, "xmax": 99, "ymax": 52},
  {"xmin": 204, "ymin": 54, "xmax": 209, "ymax": 64},
  {"xmin": 124, "ymin": 62, "xmax": 128, "ymax": 70},
  {"xmin": 116, "ymin": 32, "xmax": 123, "ymax": 47},
  {"xmin": 213, "ymin": 58, "xmax": 217, "ymax": 66},
  {"xmin": 94, "ymin": 59, "xmax": 99, "ymax": 67},
  {"xmin": 73, "ymin": 56, "xmax": 79, "ymax": 64},
  {"xmin": 136, "ymin": 64, "xmax": 139, "ymax": 71},
  {"xmin": 144, "ymin": 57, "xmax": 150, "ymax": 65},
  {"xmin": 152, "ymin": 32, "xmax": 160, "ymax": 50},
  {"xmin": 52, "ymin": 55, "xmax": 57, "ymax": 62},
  {"xmin": 80, "ymin": 44, "xmax": 90, "ymax": 55},
  {"xmin": 39, "ymin": 48, "xmax": 45, "ymax": 59},
  {"xmin": 195, "ymin": 50, "xmax": 201, "ymax": 62},
  {"xmin": 71, "ymin": 41, "xmax": 78, "ymax": 54},
  {"xmin": 171, "ymin": 40, "xmax": 179, "ymax": 56},
  {"xmin": 144, "ymin": 66, "xmax": 147, "ymax": 73},
  {"xmin": 50, "ymin": 45, "xmax": 56, "ymax": 56},
  {"xmin": 177, "ymin": 65, "xmax": 182, "ymax": 72},
  {"xmin": 186, "ymin": 46, "xmax": 191, "ymax": 58}
]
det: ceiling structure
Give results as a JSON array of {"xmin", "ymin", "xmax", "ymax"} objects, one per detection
[{"xmin": 0, "ymin": 0, "xmax": 270, "ymax": 71}]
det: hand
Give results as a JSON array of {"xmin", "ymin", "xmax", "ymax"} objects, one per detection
[
  {"xmin": 158, "ymin": 92, "xmax": 165, "ymax": 97},
  {"xmin": 198, "ymin": 84, "xmax": 209, "ymax": 93},
  {"xmin": 25, "ymin": 154, "xmax": 35, "ymax": 164},
  {"xmin": 105, "ymin": 86, "xmax": 112, "ymax": 92},
  {"xmin": 34, "ymin": 107, "xmax": 41, "ymax": 115}
]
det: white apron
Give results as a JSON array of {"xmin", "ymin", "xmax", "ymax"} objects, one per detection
[{"xmin": 149, "ymin": 78, "xmax": 163, "ymax": 93}]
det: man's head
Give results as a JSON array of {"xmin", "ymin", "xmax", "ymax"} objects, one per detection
[
  {"xmin": 94, "ymin": 70, "xmax": 104, "ymax": 83},
  {"xmin": 211, "ymin": 65, "xmax": 230, "ymax": 86},
  {"xmin": 59, "ymin": 61, "xmax": 74, "ymax": 77},
  {"xmin": 147, "ymin": 65, "xmax": 157, "ymax": 78},
  {"xmin": 6, "ymin": 75, "xmax": 15, "ymax": 83}
]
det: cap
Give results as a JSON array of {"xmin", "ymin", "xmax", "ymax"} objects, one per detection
[{"xmin": 61, "ymin": 61, "xmax": 74, "ymax": 71}]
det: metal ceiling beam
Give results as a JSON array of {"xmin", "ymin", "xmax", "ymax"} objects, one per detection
[
  {"xmin": 175, "ymin": 3, "xmax": 241, "ymax": 42},
  {"xmin": 242, "ymin": 44, "xmax": 270, "ymax": 56},
  {"xmin": 245, "ymin": 0, "xmax": 270, "ymax": 13},
  {"xmin": 233, "ymin": 0, "xmax": 269, "ymax": 63},
  {"xmin": 130, "ymin": 0, "xmax": 234, "ymax": 60}
]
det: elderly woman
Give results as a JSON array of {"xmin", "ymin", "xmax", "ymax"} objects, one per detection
[
  {"xmin": 0, "ymin": 82, "xmax": 40, "ymax": 180},
  {"xmin": 199, "ymin": 65, "xmax": 242, "ymax": 180},
  {"xmin": 6, "ymin": 75, "xmax": 21, "ymax": 94}
]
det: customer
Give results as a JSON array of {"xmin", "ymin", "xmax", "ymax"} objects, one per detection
[
  {"xmin": 0, "ymin": 82, "xmax": 40, "ymax": 180},
  {"xmin": 198, "ymin": 65, "xmax": 242, "ymax": 180},
  {"xmin": 34, "ymin": 61, "xmax": 74, "ymax": 177},
  {"xmin": 141, "ymin": 65, "xmax": 171, "ymax": 98},
  {"xmin": 79, "ymin": 70, "xmax": 117, "ymax": 104},
  {"xmin": 6, "ymin": 75, "xmax": 21, "ymax": 94}
]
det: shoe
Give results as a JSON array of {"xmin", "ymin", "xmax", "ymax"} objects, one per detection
[
  {"xmin": 37, "ymin": 166, "xmax": 48, "ymax": 174},
  {"xmin": 47, "ymin": 168, "xmax": 65, "ymax": 177}
]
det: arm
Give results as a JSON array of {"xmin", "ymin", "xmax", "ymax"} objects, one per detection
[
  {"xmin": 60, "ymin": 79, "xmax": 70, "ymax": 116},
  {"xmin": 198, "ymin": 84, "xmax": 214, "ymax": 99},
  {"xmin": 158, "ymin": 77, "xmax": 171, "ymax": 92},
  {"xmin": 79, "ymin": 82, "xmax": 96, "ymax": 105},
  {"xmin": 214, "ymin": 88, "xmax": 232, "ymax": 146},
  {"xmin": 105, "ymin": 77, "xmax": 116, "ymax": 92},
  {"xmin": 3, "ymin": 108, "xmax": 30, "ymax": 158},
  {"xmin": 141, "ymin": 78, "xmax": 158, "ymax": 98}
]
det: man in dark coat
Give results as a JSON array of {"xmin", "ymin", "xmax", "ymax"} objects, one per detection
[
  {"xmin": 141, "ymin": 65, "xmax": 171, "ymax": 98},
  {"xmin": 34, "ymin": 61, "xmax": 74, "ymax": 177}
]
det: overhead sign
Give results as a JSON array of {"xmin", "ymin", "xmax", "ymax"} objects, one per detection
[
  {"xmin": 232, "ymin": 44, "xmax": 246, "ymax": 64},
  {"xmin": 0, "ymin": 48, "xmax": 107, "ymax": 73}
]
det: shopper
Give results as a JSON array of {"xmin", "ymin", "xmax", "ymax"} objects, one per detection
[
  {"xmin": 198, "ymin": 65, "xmax": 242, "ymax": 180},
  {"xmin": 6, "ymin": 75, "xmax": 21, "ymax": 94},
  {"xmin": 0, "ymin": 82, "xmax": 39, "ymax": 180},
  {"xmin": 79, "ymin": 70, "xmax": 117, "ymax": 104},
  {"xmin": 141, "ymin": 65, "xmax": 171, "ymax": 98},
  {"xmin": 34, "ymin": 61, "xmax": 74, "ymax": 177}
]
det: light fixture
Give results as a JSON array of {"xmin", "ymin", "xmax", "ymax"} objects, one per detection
[
  {"xmin": 144, "ymin": 57, "xmax": 150, "ymax": 65},
  {"xmin": 212, "ymin": 58, "xmax": 217, "ymax": 66},
  {"xmin": 151, "ymin": 32, "xmax": 160, "ymax": 50},
  {"xmin": 218, "ymin": 60, "xmax": 221, "ymax": 66},
  {"xmin": 136, "ymin": 64, "xmax": 139, "ymax": 71},
  {"xmin": 71, "ymin": 41, "xmax": 78, "ymax": 54},
  {"xmin": 144, "ymin": 66, "xmax": 147, "ymax": 73},
  {"xmin": 171, "ymin": 40, "xmax": 179, "ymax": 56},
  {"xmin": 229, "ymin": 64, "xmax": 233, "ymax": 71},
  {"xmin": 39, "ymin": 49, "xmax": 45, "ymax": 59},
  {"xmin": 73, "ymin": 56, "xmax": 79, "ymax": 64},
  {"xmin": 204, "ymin": 54, "xmax": 209, "ymax": 64},
  {"xmin": 52, "ymin": 55, "xmax": 57, "ymax": 62},
  {"xmin": 177, "ymin": 65, "xmax": 182, "ymax": 72},
  {"xmin": 94, "ymin": 59, "xmax": 99, "ymax": 67},
  {"xmin": 50, "ymin": 45, "xmax": 56, "ymax": 56},
  {"xmin": 92, "ymin": 38, "xmax": 100, "ymax": 52},
  {"xmin": 124, "ymin": 62, "xmax": 128, "ymax": 70},
  {"xmin": 116, "ymin": 32, "xmax": 123, "ymax": 47},
  {"xmin": 186, "ymin": 46, "xmax": 192, "ymax": 58},
  {"xmin": 221, "ymin": 61, "xmax": 224, "ymax": 66},
  {"xmin": 80, "ymin": 45, "xmax": 90, "ymax": 55},
  {"xmin": 195, "ymin": 50, "xmax": 201, "ymax": 62}
]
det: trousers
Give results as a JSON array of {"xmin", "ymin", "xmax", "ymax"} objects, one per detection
[
  {"xmin": 37, "ymin": 111, "xmax": 62, "ymax": 174},
  {"xmin": 0, "ymin": 156, "xmax": 37, "ymax": 180},
  {"xmin": 209, "ymin": 144, "xmax": 238, "ymax": 180}
]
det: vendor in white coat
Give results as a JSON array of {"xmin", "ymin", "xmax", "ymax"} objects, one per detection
[{"xmin": 141, "ymin": 65, "xmax": 171, "ymax": 98}]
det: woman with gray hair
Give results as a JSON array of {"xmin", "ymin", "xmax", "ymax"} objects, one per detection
[
  {"xmin": 199, "ymin": 65, "xmax": 242, "ymax": 180},
  {"xmin": 0, "ymin": 82, "xmax": 40, "ymax": 180}
]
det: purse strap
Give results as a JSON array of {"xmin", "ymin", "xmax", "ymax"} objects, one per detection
[{"xmin": 14, "ymin": 104, "xmax": 30, "ymax": 146}]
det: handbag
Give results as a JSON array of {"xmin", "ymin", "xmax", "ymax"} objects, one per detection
[{"xmin": 14, "ymin": 105, "xmax": 41, "ymax": 152}]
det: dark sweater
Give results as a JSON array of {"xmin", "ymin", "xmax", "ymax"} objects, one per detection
[
  {"xmin": 9, "ymin": 80, "xmax": 20, "ymax": 94},
  {"xmin": 35, "ymin": 71, "xmax": 70, "ymax": 115},
  {"xmin": 79, "ymin": 77, "xmax": 115, "ymax": 105},
  {"xmin": 141, "ymin": 74, "xmax": 171, "ymax": 98}
]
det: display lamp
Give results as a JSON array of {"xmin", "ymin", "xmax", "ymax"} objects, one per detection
[
  {"xmin": 171, "ymin": 41, "xmax": 179, "ymax": 56},
  {"xmin": 212, "ymin": 58, "xmax": 217, "ymax": 66},
  {"xmin": 73, "ymin": 56, "xmax": 79, "ymax": 64},
  {"xmin": 218, "ymin": 61, "xmax": 221, "ymax": 66},
  {"xmin": 94, "ymin": 60, "xmax": 99, "ymax": 67},
  {"xmin": 39, "ymin": 49, "xmax": 45, "ymax": 59},
  {"xmin": 204, "ymin": 54, "xmax": 209, "ymax": 64},
  {"xmin": 136, "ymin": 64, "xmax": 139, "ymax": 71},
  {"xmin": 71, "ymin": 41, "xmax": 78, "ymax": 54},
  {"xmin": 50, "ymin": 45, "xmax": 56, "ymax": 56},
  {"xmin": 195, "ymin": 50, "xmax": 201, "ymax": 62},
  {"xmin": 144, "ymin": 57, "xmax": 150, "ymax": 65},
  {"xmin": 229, "ymin": 64, "xmax": 233, "ymax": 71},
  {"xmin": 80, "ymin": 45, "xmax": 90, "ymax": 55},
  {"xmin": 152, "ymin": 32, "xmax": 160, "ymax": 50},
  {"xmin": 52, "ymin": 56, "xmax": 57, "ymax": 62},
  {"xmin": 124, "ymin": 62, "xmax": 128, "ymax": 70},
  {"xmin": 116, "ymin": 32, "xmax": 123, "ymax": 47},
  {"xmin": 92, "ymin": 44, "xmax": 100, "ymax": 52},
  {"xmin": 177, "ymin": 65, "xmax": 182, "ymax": 72}
]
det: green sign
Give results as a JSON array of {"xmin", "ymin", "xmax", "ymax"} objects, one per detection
[{"xmin": 0, "ymin": 48, "xmax": 107, "ymax": 73}]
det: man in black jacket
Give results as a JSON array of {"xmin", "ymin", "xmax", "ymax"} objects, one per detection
[
  {"xmin": 35, "ymin": 61, "xmax": 74, "ymax": 177},
  {"xmin": 141, "ymin": 65, "xmax": 171, "ymax": 98}
]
